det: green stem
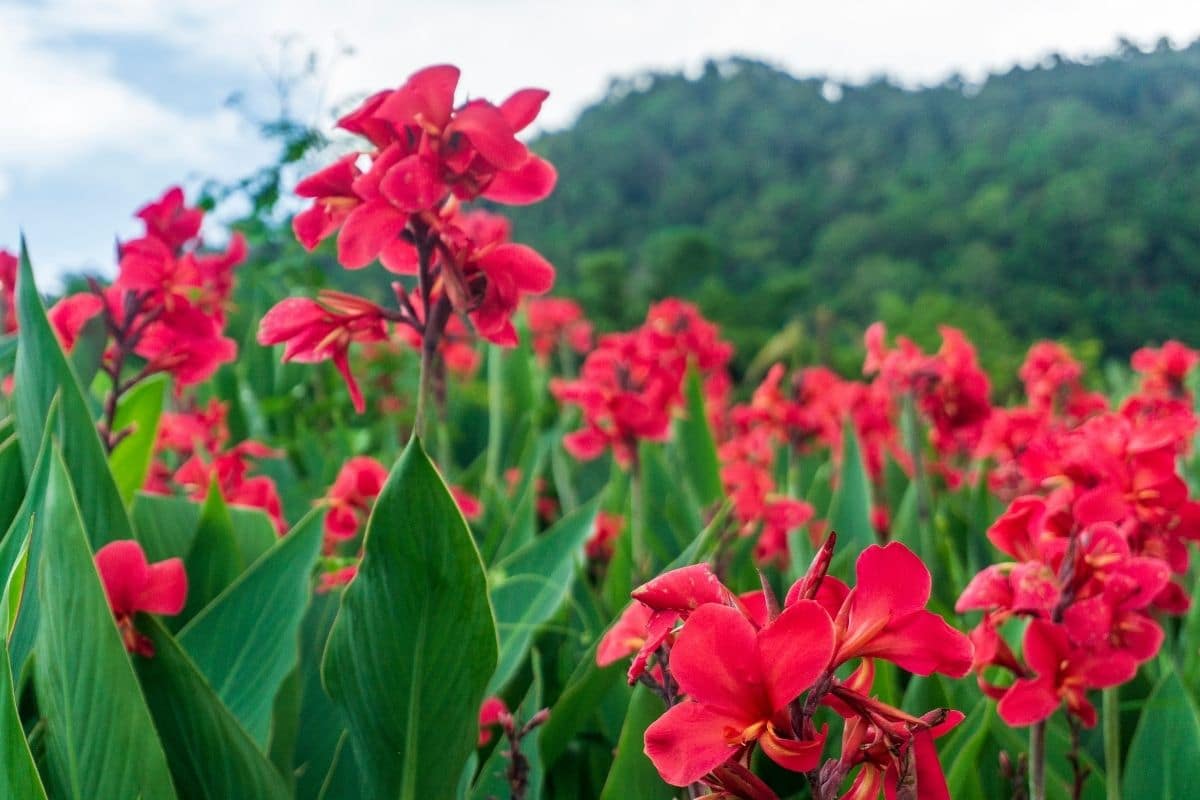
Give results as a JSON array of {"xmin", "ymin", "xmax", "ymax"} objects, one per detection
[
  {"xmin": 1030, "ymin": 720, "xmax": 1046, "ymax": 800},
  {"xmin": 1104, "ymin": 686, "xmax": 1121, "ymax": 800},
  {"xmin": 629, "ymin": 456, "xmax": 647, "ymax": 581}
]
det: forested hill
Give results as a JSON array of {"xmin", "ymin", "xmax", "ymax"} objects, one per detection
[{"xmin": 509, "ymin": 41, "xmax": 1200, "ymax": 375}]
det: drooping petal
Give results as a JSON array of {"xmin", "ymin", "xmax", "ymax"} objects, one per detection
[
  {"xmin": 477, "ymin": 243, "xmax": 555, "ymax": 294},
  {"xmin": 643, "ymin": 701, "xmax": 747, "ymax": 787},
  {"xmin": 632, "ymin": 564, "xmax": 737, "ymax": 613},
  {"xmin": 379, "ymin": 154, "xmax": 445, "ymax": 213},
  {"xmin": 853, "ymin": 542, "xmax": 931, "ymax": 621},
  {"xmin": 997, "ymin": 676, "xmax": 1060, "ymax": 726},
  {"xmin": 448, "ymin": 102, "xmax": 527, "ymax": 170},
  {"xmin": 482, "ymin": 155, "xmax": 558, "ymax": 204}
]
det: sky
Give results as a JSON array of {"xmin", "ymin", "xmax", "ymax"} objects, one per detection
[{"xmin": 4, "ymin": 0, "xmax": 1200, "ymax": 287}]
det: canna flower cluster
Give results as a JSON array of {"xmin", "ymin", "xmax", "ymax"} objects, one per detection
[
  {"xmin": 599, "ymin": 537, "xmax": 972, "ymax": 799},
  {"xmin": 0, "ymin": 248, "xmax": 16, "ymax": 335},
  {"xmin": 259, "ymin": 64, "xmax": 558, "ymax": 417},
  {"xmin": 48, "ymin": 187, "xmax": 243, "ymax": 393},
  {"xmin": 553, "ymin": 299, "xmax": 731, "ymax": 466},
  {"xmin": 526, "ymin": 297, "xmax": 593, "ymax": 363},
  {"xmin": 957, "ymin": 342, "xmax": 1200, "ymax": 728},
  {"xmin": 145, "ymin": 399, "xmax": 287, "ymax": 532}
]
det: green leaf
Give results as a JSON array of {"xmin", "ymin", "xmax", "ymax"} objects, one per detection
[
  {"xmin": 108, "ymin": 374, "xmax": 167, "ymax": 505},
  {"xmin": 675, "ymin": 366, "xmax": 723, "ymax": 506},
  {"xmin": 1122, "ymin": 665, "xmax": 1200, "ymax": 797},
  {"xmin": 178, "ymin": 509, "xmax": 324, "ymax": 747},
  {"xmin": 179, "ymin": 481, "xmax": 244, "ymax": 626},
  {"xmin": 13, "ymin": 239, "xmax": 132, "ymax": 546},
  {"xmin": 32, "ymin": 447, "xmax": 177, "ymax": 799},
  {"xmin": 488, "ymin": 498, "xmax": 599, "ymax": 694},
  {"xmin": 0, "ymin": 527, "xmax": 45, "ymax": 800},
  {"xmin": 942, "ymin": 700, "xmax": 993, "ymax": 797},
  {"xmin": 136, "ymin": 618, "xmax": 290, "ymax": 800},
  {"xmin": 827, "ymin": 422, "xmax": 874, "ymax": 573},
  {"xmin": 0, "ymin": 436, "xmax": 24, "ymax": 537},
  {"xmin": 321, "ymin": 438, "xmax": 498, "ymax": 800},
  {"xmin": 540, "ymin": 643, "xmax": 625, "ymax": 768},
  {"xmin": 597, "ymin": 684, "xmax": 672, "ymax": 800},
  {"xmin": 132, "ymin": 491, "xmax": 276, "ymax": 567}
]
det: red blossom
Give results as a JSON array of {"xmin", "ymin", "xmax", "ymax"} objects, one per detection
[
  {"xmin": 643, "ymin": 602, "xmax": 835, "ymax": 786},
  {"xmin": 95, "ymin": 540, "xmax": 187, "ymax": 657}
]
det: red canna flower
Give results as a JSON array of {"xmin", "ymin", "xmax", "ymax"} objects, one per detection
[
  {"xmin": 47, "ymin": 292, "xmax": 105, "ymax": 351},
  {"xmin": 794, "ymin": 542, "xmax": 973, "ymax": 677},
  {"xmin": 643, "ymin": 602, "xmax": 835, "ymax": 786},
  {"xmin": 0, "ymin": 248, "xmax": 18, "ymax": 334},
  {"xmin": 323, "ymin": 456, "xmax": 389, "ymax": 546},
  {"xmin": 585, "ymin": 511, "xmax": 624, "ymax": 562},
  {"xmin": 94, "ymin": 540, "xmax": 187, "ymax": 657},
  {"xmin": 526, "ymin": 297, "xmax": 592, "ymax": 360},
  {"xmin": 997, "ymin": 618, "xmax": 1135, "ymax": 727},
  {"xmin": 451, "ymin": 485, "xmax": 483, "ymax": 521},
  {"xmin": 257, "ymin": 291, "xmax": 388, "ymax": 413},
  {"xmin": 135, "ymin": 186, "xmax": 203, "ymax": 253},
  {"xmin": 596, "ymin": 601, "xmax": 654, "ymax": 668},
  {"xmin": 477, "ymin": 696, "xmax": 509, "ymax": 747}
]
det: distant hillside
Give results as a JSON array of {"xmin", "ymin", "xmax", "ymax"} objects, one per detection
[{"xmin": 510, "ymin": 41, "xmax": 1200, "ymax": 377}]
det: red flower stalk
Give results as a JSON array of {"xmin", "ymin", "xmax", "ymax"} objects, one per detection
[
  {"xmin": 95, "ymin": 540, "xmax": 187, "ymax": 657},
  {"xmin": 642, "ymin": 602, "xmax": 835, "ymax": 786}
]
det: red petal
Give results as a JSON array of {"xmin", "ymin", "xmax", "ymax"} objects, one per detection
[
  {"xmin": 94, "ymin": 540, "xmax": 150, "ymax": 617},
  {"xmin": 854, "ymin": 543, "xmax": 931, "ymax": 621},
  {"xmin": 333, "ymin": 350, "xmax": 366, "ymax": 414},
  {"xmin": 669, "ymin": 604, "xmax": 765, "ymax": 716},
  {"xmin": 632, "ymin": 564, "xmax": 736, "ymax": 613},
  {"xmin": 759, "ymin": 724, "xmax": 825, "ymax": 774},
  {"xmin": 379, "ymin": 154, "xmax": 445, "ymax": 213},
  {"xmin": 757, "ymin": 599, "xmax": 834, "ymax": 711},
  {"xmin": 379, "ymin": 237, "xmax": 419, "ymax": 275},
  {"xmin": 643, "ymin": 701, "xmax": 744, "ymax": 787},
  {"xmin": 1023, "ymin": 618, "xmax": 1070, "ymax": 675},
  {"xmin": 137, "ymin": 558, "xmax": 187, "ymax": 615},
  {"xmin": 482, "ymin": 156, "xmax": 558, "ymax": 205},
  {"xmin": 336, "ymin": 200, "xmax": 407, "ymax": 269},
  {"xmin": 448, "ymin": 102, "xmax": 527, "ymax": 169},
  {"xmin": 377, "ymin": 64, "xmax": 461, "ymax": 130},
  {"xmin": 477, "ymin": 243, "xmax": 555, "ymax": 294},
  {"xmin": 862, "ymin": 611, "xmax": 974, "ymax": 677},
  {"xmin": 998, "ymin": 676, "xmax": 1060, "ymax": 726},
  {"xmin": 295, "ymin": 154, "xmax": 359, "ymax": 198},
  {"xmin": 499, "ymin": 88, "xmax": 549, "ymax": 132}
]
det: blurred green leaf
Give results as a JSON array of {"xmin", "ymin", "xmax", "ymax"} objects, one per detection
[
  {"xmin": 1122, "ymin": 664, "xmax": 1200, "ymax": 798},
  {"xmin": 108, "ymin": 374, "xmax": 166, "ymax": 505},
  {"xmin": 675, "ymin": 366, "xmax": 723, "ymax": 506},
  {"xmin": 179, "ymin": 481, "xmax": 244, "ymax": 626},
  {"xmin": 597, "ymin": 684, "xmax": 672, "ymax": 800}
]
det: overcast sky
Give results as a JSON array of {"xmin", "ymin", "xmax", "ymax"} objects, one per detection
[{"xmin": 4, "ymin": 0, "xmax": 1200, "ymax": 286}]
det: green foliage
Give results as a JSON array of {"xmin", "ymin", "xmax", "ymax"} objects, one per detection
[{"xmin": 321, "ymin": 438, "xmax": 498, "ymax": 800}]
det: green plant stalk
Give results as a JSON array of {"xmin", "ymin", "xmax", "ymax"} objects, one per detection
[
  {"xmin": 1030, "ymin": 720, "xmax": 1046, "ymax": 800},
  {"xmin": 1104, "ymin": 686, "xmax": 1120, "ymax": 800}
]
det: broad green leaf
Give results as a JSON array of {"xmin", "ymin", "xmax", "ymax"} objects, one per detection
[
  {"xmin": 133, "ymin": 491, "xmax": 277, "ymax": 567},
  {"xmin": 639, "ymin": 442, "xmax": 701, "ymax": 568},
  {"xmin": 597, "ymin": 683, "xmax": 672, "ymax": 800},
  {"xmin": 136, "ymin": 618, "xmax": 290, "ymax": 800},
  {"xmin": 322, "ymin": 438, "xmax": 498, "ymax": 800},
  {"xmin": 108, "ymin": 374, "xmax": 167, "ymax": 504},
  {"xmin": 0, "ymin": 526, "xmax": 45, "ymax": 799},
  {"xmin": 179, "ymin": 481, "xmax": 243, "ymax": 626},
  {"xmin": 1122, "ymin": 665, "xmax": 1200, "ymax": 797},
  {"xmin": 488, "ymin": 498, "xmax": 600, "ymax": 694},
  {"xmin": 942, "ymin": 700, "xmax": 992, "ymax": 797},
  {"xmin": 471, "ymin": 656, "xmax": 546, "ymax": 800},
  {"xmin": 179, "ymin": 509, "xmax": 324, "ymax": 747},
  {"xmin": 13, "ymin": 240, "xmax": 132, "ymax": 546},
  {"xmin": 32, "ymin": 447, "xmax": 177, "ymax": 799},
  {"xmin": 675, "ymin": 366, "xmax": 723, "ymax": 506}
]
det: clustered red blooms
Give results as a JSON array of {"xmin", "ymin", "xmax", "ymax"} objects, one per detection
[
  {"xmin": 94, "ymin": 540, "xmax": 187, "ymax": 657},
  {"xmin": 48, "ymin": 187, "xmax": 243, "ymax": 390},
  {"xmin": 259, "ymin": 64, "xmax": 559, "ymax": 415},
  {"xmin": 145, "ymin": 399, "xmax": 287, "ymax": 532},
  {"xmin": 598, "ymin": 537, "xmax": 971, "ymax": 799},
  {"xmin": 956, "ymin": 340, "xmax": 1200, "ymax": 728},
  {"xmin": 315, "ymin": 455, "xmax": 483, "ymax": 591},
  {"xmin": 552, "ymin": 299, "xmax": 732, "ymax": 466},
  {"xmin": 585, "ymin": 511, "xmax": 625, "ymax": 562},
  {"xmin": 526, "ymin": 297, "xmax": 593, "ymax": 362}
]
